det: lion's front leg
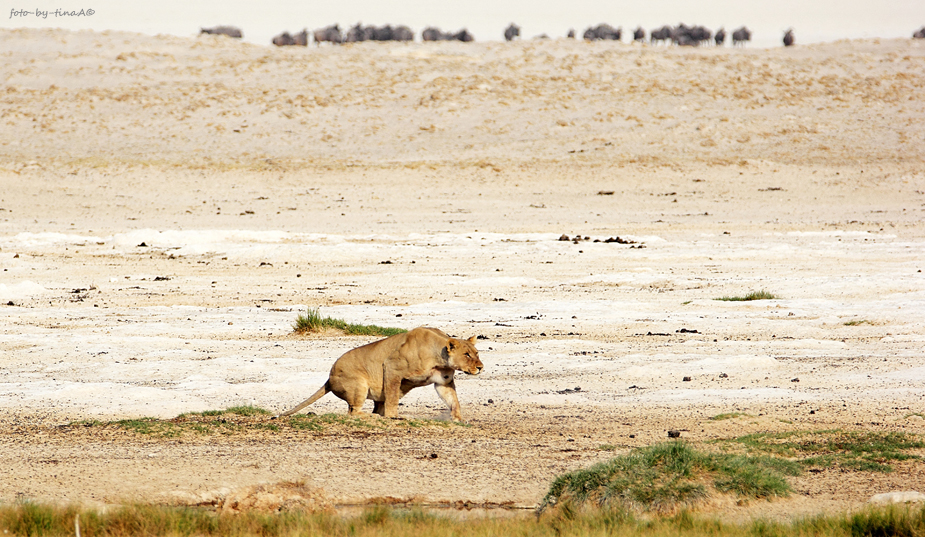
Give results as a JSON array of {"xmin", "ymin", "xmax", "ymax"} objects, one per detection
[{"xmin": 434, "ymin": 380, "xmax": 462, "ymax": 421}]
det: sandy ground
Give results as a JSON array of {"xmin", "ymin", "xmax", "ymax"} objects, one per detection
[{"xmin": 1, "ymin": 28, "xmax": 924, "ymax": 520}]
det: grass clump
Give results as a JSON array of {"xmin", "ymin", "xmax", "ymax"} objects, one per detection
[
  {"xmin": 540, "ymin": 441, "xmax": 797, "ymax": 515},
  {"xmin": 724, "ymin": 430, "xmax": 924, "ymax": 473},
  {"xmin": 74, "ymin": 407, "xmax": 462, "ymax": 438},
  {"xmin": 714, "ymin": 290, "xmax": 778, "ymax": 302},
  {"xmin": 843, "ymin": 319, "xmax": 872, "ymax": 326},
  {"xmin": 293, "ymin": 307, "xmax": 406, "ymax": 337}
]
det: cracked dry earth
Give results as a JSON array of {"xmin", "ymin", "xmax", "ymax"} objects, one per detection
[{"xmin": 1, "ymin": 28, "xmax": 925, "ymax": 522}]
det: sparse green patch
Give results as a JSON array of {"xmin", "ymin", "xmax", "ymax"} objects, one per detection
[
  {"xmin": 180, "ymin": 405, "xmax": 271, "ymax": 419},
  {"xmin": 709, "ymin": 412, "xmax": 753, "ymax": 421},
  {"xmin": 71, "ymin": 407, "xmax": 461, "ymax": 438},
  {"xmin": 721, "ymin": 430, "xmax": 924, "ymax": 473},
  {"xmin": 843, "ymin": 319, "xmax": 872, "ymax": 326},
  {"xmin": 293, "ymin": 307, "xmax": 407, "ymax": 337},
  {"xmin": 598, "ymin": 444, "xmax": 619, "ymax": 451},
  {"xmin": 714, "ymin": 290, "xmax": 778, "ymax": 301},
  {"xmin": 114, "ymin": 417, "xmax": 182, "ymax": 437},
  {"xmin": 540, "ymin": 441, "xmax": 797, "ymax": 514}
]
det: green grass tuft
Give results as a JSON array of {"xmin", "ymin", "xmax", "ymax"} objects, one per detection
[
  {"xmin": 293, "ymin": 307, "xmax": 407, "ymax": 337},
  {"xmin": 714, "ymin": 290, "xmax": 778, "ymax": 301},
  {"xmin": 540, "ymin": 441, "xmax": 796, "ymax": 514},
  {"xmin": 843, "ymin": 319, "xmax": 872, "ymax": 326}
]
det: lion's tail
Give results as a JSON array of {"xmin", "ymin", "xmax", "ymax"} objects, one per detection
[{"xmin": 274, "ymin": 382, "xmax": 330, "ymax": 418}]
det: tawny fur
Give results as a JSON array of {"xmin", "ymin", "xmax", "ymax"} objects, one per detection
[{"xmin": 277, "ymin": 327, "xmax": 483, "ymax": 421}]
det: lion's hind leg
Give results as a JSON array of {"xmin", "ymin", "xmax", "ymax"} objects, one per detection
[{"xmin": 330, "ymin": 378, "xmax": 370, "ymax": 416}]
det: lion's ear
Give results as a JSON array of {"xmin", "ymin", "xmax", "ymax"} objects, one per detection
[
  {"xmin": 447, "ymin": 339, "xmax": 457, "ymax": 350},
  {"xmin": 468, "ymin": 336, "xmax": 477, "ymax": 344}
]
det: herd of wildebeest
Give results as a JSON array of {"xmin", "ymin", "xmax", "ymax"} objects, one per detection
[{"xmin": 200, "ymin": 23, "xmax": 925, "ymax": 47}]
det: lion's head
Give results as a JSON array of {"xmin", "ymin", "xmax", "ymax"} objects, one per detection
[{"xmin": 446, "ymin": 336, "xmax": 483, "ymax": 375}]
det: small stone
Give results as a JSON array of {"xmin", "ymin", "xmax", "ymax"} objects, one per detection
[
  {"xmin": 668, "ymin": 430, "xmax": 681, "ymax": 438},
  {"xmin": 683, "ymin": 376, "xmax": 692, "ymax": 382}
]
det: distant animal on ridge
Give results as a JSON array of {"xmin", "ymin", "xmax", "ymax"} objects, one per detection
[
  {"xmin": 200, "ymin": 26, "xmax": 242, "ymax": 39},
  {"xmin": 732, "ymin": 26, "xmax": 751, "ymax": 47},
  {"xmin": 314, "ymin": 24, "xmax": 343, "ymax": 45},
  {"xmin": 650, "ymin": 25, "xmax": 671, "ymax": 45},
  {"xmin": 714, "ymin": 27, "xmax": 726, "ymax": 46},
  {"xmin": 422, "ymin": 27, "xmax": 474, "ymax": 42},
  {"xmin": 671, "ymin": 24, "xmax": 711, "ymax": 46},
  {"xmin": 783, "ymin": 28, "xmax": 794, "ymax": 47},
  {"xmin": 272, "ymin": 29, "xmax": 308, "ymax": 46},
  {"xmin": 633, "ymin": 27, "xmax": 646, "ymax": 42},
  {"xmin": 346, "ymin": 23, "xmax": 413, "ymax": 42},
  {"xmin": 504, "ymin": 23, "xmax": 520, "ymax": 41},
  {"xmin": 914, "ymin": 26, "xmax": 925, "ymax": 38},
  {"xmin": 583, "ymin": 23, "xmax": 621, "ymax": 41}
]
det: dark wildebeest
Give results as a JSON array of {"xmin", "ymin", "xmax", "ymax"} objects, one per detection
[
  {"xmin": 633, "ymin": 27, "xmax": 646, "ymax": 42},
  {"xmin": 914, "ymin": 26, "xmax": 925, "ymax": 38},
  {"xmin": 671, "ymin": 24, "xmax": 711, "ymax": 46},
  {"xmin": 272, "ymin": 29, "xmax": 308, "ymax": 46},
  {"xmin": 504, "ymin": 23, "xmax": 520, "ymax": 41},
  {"xmin": 272, "ymin": 32, "xmax": 295, "ymax": 46},
  {"xmin": 422, "ymin": 27, "xmax": 473, "ymax": 42},
  {"xmin": 346, "ymin": 23, "xmax": 413, "ymax": 42},
  {"xmin": 650, "ymin": 25, "xmax": 672, "ymax": 45},
  {"xmin": 783, "ymin": 28, "xmax": 794, "ymax": 46},
  {"xmin": 583, "ymin": 23, "xmax": 621, "ymax": 41},
  {"xmin": 372, "ymin": 25, "xmax": 395, "ymax": 41},
  {"xmin": 422, "ymin": 27, "xmax": 443, "ymax": 41},
  {"xmin": 714, "ymin": 27, "xmax": 726, "ymax": 46},
  {"xmin": 393, "ymin": 25, "xmax": 414, "ymax": 41},
  {"xmin": 454, "ymin": 29, "xmax": 474, "ymax": 42},
  {"xmin": 200, "ymin": 26, "xmax": 243, "ymax": 39},
  {"xmin": 314, "ymin": 24, "xmax": 343, "ymax": 45},
  {"xmin": 732, "ymin": 26, "xmax": 751, "ymax": 47},
  {"xmin": 345, "ymin": 23, "xmax": 365, "ymax": 42},
  {"xmin": 692, "ymin": 25, "xmax": 712, "ymax": 45},
  {"xmin": 567, "ymin": 29, "xmax": 576, "ymax": 38}
]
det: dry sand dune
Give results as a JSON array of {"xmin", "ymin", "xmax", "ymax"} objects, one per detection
[{"xmin": 1, "ymin": 28, "xmax": 924, "ymax": 519}]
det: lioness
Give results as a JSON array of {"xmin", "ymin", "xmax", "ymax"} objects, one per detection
[{"xmin": 277, "ymin": 327, "xmax": 483, "ymax": 421}]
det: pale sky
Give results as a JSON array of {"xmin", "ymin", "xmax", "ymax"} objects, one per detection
[{"xmin": 4, "ymin": 0, "xmax": 925, "ymax": 47}]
